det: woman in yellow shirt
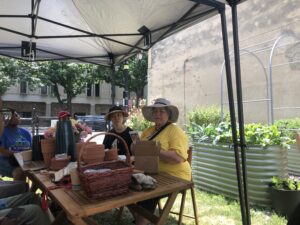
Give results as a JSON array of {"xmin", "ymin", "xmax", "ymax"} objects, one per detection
[{"xmin": 134, "ymin": 98, "xmax": 191, "ymax": 225}]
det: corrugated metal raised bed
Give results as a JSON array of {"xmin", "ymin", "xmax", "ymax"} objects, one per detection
[
  {"xmin": 191, "ymin": 143, "xmax": 288, "ymax": 207},
  {"xmin": 288, "ymin": 144, "xmax": 300, "ymax": 176}
]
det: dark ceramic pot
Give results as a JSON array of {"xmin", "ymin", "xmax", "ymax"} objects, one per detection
[{"xmin": 270, "ymin": 187, "xmax": 300, "ymax": 219}]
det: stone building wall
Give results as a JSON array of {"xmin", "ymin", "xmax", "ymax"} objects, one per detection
[{"xmin": 148, "ymin": 0, "xmax": 300, "ymax": 126}]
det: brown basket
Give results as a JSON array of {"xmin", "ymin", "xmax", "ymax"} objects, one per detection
[{"xmin": 77, "ymin": 132, "xmax": 133, "ymax": 199}]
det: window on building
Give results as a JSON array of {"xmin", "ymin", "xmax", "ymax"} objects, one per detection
[
  {"xmin": 95, "ymin": 83, "xmax": 100, "ymax": 97},
  {"xmin": 19, "ymin": 112, "xmax": 32, "ymax": 118},
  {"xmin": 41, "ymin": 86, "xmax": 48, "ymax": 95},
  {"xmin": 50, "ymin": 86, "xmax": 56, "ymax": 96},
  {"xmin": 87, "ymin": 84, "xmax": 92, "ymax": 97},
  {"xmin": 20, "ymin": 81, "xmax": 27, "ymax": 94}
]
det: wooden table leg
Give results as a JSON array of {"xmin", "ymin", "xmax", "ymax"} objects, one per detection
[
  {"xmin": 156, "ymin": 191, "xmax": 180, "ymax": 225},
  {"xmin": 128, "ymin": 190, "xmax": 180, "ymax": 225}
]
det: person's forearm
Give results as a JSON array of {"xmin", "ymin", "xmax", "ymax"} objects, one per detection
[
  {"xmin": 0, "ymin": 147, "xmax": 12, "ymax": 157},
  {"xmin": 159, "ymin": 149, "xmax": 184, "ymax": 164}
]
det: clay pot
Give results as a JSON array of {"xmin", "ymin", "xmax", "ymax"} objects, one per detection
[
  {"xmin": 104, "ymin": 148, "xmax": 118, "ymax": 161},
  {"xmin": 41, "ymin": 139, "xmax": 56, "ymax": 167},
  {"xmin": 82, "ymin": 144, "xmax": 105, "ymax": 164},
  {"xmin": 50, "ymin": 156, "xmax": 71, "ymax": 171},
  {"xmin": 76, "ymin": 142, "xmax": 97, "ymax": 159}
]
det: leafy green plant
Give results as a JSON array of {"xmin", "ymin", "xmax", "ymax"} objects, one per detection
[
  {"xmin": 187, "ymin": 105, "xmax": 229, "ymax": 127},
  {"xmin": 187, "ymin": 121, "xmax": 295, "ymax": 149},
  {"xmin": 126, "ymin": 107, "xmax": 153, "ymax": 132},
  {"xmin": 271, "ymin": 176, "xmax": 300, "ymax": 191},
  {"xmin": 275, "ymin": 118, "xmax": 300, "ymax": 139}
]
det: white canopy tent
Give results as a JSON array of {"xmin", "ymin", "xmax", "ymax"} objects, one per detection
[
  {"xmin": 0, "ymin": 0, "xmax": 226, "ymax": 66},
  {"xmin": 0, "ymin": 1, "xmax": 251, "ymax": 224}
]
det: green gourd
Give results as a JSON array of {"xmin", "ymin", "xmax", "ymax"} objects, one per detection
[{"xmin": 55, "ymin": 117, "xmax": 76, "ymax": 161}]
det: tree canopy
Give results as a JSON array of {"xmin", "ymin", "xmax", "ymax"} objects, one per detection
[
  {"xmin": 37, "ymin": 61, "xmax": 95, "ymax": 113},
  {"xmin": 95, "ymin": 52, "xmax": 148, "ymax": 103},
  {"xmin": 0, "ymin": 57, "xmax": 17, "ymax": 96},
  {"xmin": 0, "ymin": 52, "xmax": 148, "ymax": 111}
]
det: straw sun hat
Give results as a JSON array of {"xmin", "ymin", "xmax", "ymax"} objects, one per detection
[
  {"xmin": 142, "ymin": 98, "xmax": 179, "ymax": 123},
  {"xmin": 105, "ymin": 106, "xmax": 129, "ymax": 120}
]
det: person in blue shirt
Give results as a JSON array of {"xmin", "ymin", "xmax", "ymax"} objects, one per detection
[
  {"xmin": 0, "ymin": 103, "xmax": 51, "ymax": 225},
  {"xmin": 0, "ymin": 109, "xmax": 32, "ymax": 180}
]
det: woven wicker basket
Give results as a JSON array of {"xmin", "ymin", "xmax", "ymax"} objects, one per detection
[{"xmin": 77, "ymin": 132, "xmax": 133, "ymax": 199}]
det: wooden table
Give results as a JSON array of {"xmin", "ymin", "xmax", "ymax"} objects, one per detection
[{"xmin": 29, "ymin": 171, "xmax": 194, "ymax": 225}]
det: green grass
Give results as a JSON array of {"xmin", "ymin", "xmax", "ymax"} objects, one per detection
[{"xmin": 92, "ymin": 189, "xmax": 287, "ymax": 225}]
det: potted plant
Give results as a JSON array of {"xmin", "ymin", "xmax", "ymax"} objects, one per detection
[{"xmin": 270, "ymin": 175, "xmax": 300, "ymax": 219}]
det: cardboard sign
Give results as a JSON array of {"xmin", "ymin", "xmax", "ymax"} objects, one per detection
[{"xmin": 133, "ymin": 140, "xmax": 160, "ymax": 174}]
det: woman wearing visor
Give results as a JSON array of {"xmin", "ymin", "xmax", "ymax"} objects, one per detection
[{"xmin": 0, "ymin": 107, "xmax": 31, "ymax": 180}]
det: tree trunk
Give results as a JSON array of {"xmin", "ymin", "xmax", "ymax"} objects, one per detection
[
  {"xmin": 111, "ymin": 67, "xmax": 116, "ymax": 105},
  {"xmin": 52, "ymin": 84, "xmax": 65, "ymax": 109},
  {"xmin": 67, "ymin": 96, "xmax": 73, "ymax": 116},
  {"xmin": 135, "ymin": 88, "xmax": 144, "ymax": 107}
]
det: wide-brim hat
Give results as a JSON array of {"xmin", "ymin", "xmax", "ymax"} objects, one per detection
[
  {"xmin": 105, "ymin": 106, "xmax": 129, "ymax": 120},
  {"xmin": 142, "ymin": 98, "xmax": 179, "ymax": 123}
]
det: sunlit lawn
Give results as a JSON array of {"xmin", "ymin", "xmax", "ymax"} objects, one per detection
[{"xmin": 92, "ymin": 189, "xmax": 287, "ymax": 225}]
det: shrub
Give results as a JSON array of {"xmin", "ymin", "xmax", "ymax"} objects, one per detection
[
  {"xmin": 275, "ymin": 118, "xmax": 300, "ymax": 139},
  {"xmin": 187, "ymin": 105, "xmax": 229, "ymax": 127},
  {"xmin": 126, "ymin": 107, "xmax": 153, "ymax": 132}
]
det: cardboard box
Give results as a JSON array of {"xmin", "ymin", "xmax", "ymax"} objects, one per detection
[{"xmin": 133, "ymin": 140, "xmax": 160, "ymax": 174}]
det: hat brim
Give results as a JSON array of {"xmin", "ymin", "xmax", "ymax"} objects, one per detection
[
  {"xmin": 105, "ymin": 110, "xmax": 129, "ymax": 120},
  {"xmin": 142, "ymin": 104, "xmax": 179, "ymax": 123}
]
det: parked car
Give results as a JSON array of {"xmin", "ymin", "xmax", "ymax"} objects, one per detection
[{"xmin": 76, "ymin": 115, "xmax": 108, "ymax": 132}]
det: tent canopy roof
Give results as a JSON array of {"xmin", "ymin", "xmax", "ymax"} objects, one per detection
[{"xmin": 0, "ymin": 0, "xmax": 227, "ymax": 66}]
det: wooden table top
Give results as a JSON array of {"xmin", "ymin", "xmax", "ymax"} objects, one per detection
[{"xmin": 31, "ymin": 171, "xmax": 193, "ymax": 219}]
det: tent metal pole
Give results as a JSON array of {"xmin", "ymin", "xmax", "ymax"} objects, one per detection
[
  {"xmin": 219, "ymin": 9, "xmax": 248, "ymax": 225},
  {"xmin": 31, "ymin": 0, "xmax": 41, "ymax": 37},
  {"xmin": 31, "ymin": 0, "xmax": 34, "ymax": 36},
  {"xmin": 0, "ymin": 26, "xmax": 31, "ymax": 38},
  {"xmin": 231, "ymin": 3, "xmax": 251, "ymax": 225},
  {"xmin": 36, "ymin": 16, "xmax": 146, "ymax": 51},
  {"xmin": 123, "ymin": 64, "xmax": 129, "ymax": 112},
  {"xmin": 109, "ymin": 54, "xmax": 116, "ymax": 106},
  {"xmin": 111, "ymin": 67, "xmax": 116, "ymax": 106}
]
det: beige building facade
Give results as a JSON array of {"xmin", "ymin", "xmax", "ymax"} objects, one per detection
[
  {"xmin": 2, "ymin": 81, "xmax": 125, "ymax": 117},
  {"xmin": 148, "ymin": 0, "xmax": 300, "ymax": 126}
]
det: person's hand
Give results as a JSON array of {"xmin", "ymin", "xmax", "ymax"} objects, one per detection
[{"xmin": 0, "ymin": 147, "xmax": 13, "ymax": 157}]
